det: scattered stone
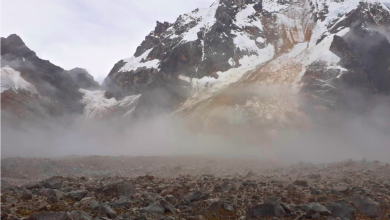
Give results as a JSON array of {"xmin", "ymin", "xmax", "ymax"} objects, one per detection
[
  {"xmin": 309, "ymin": 174, "xmax": 321, "ymax": 179},
  {"xmin": 79, "ymin": 197, "xmax": 99, "ymax": 210},
  {"xmin": 246, "ymin": 203, "xmax": 286, "ymax": 219},
  {"xmin": 26, "ymin": 211, "xmax": 71, "ymax": 220},
  {"xmin": 48, "ymin": 189, "xmax": 65, "ymax": 201},
  {"xmin": 293, "ymin": 180, "xmax": 309, "ymax": 187},
  {"xmin": 1, "ymin": 158, "xmax": 389, "ymax": 220},
  {"xmin": 160, "ymin": 199, "xmax": 176, "ymax": 213},
  {"xmin": 112, "ymin": 197, "xmax": 131, "ymax": 208},
  {"xmin": 184, "ymin": 191, "xmax": 209, "ymax": 204},
  {"xmin": 41, "ymin": 179, "xmax": 63, "ymax": 189},
  {"xmin": 68, "ymin": 190, "xmax": 88, "ymax": 201},
  {"xmin": 332, "ymin": 185, "xmax": 349, "ymax": 193},
  {"xmin": 24, "ymin": 182, "xmax": 42, "ymax": 190},
  {"xmin": 98, "ymin": 203, "xmax": 117, "ymax": 219},
  {"xmin": 68, "ymin": 210, "xmax": 92, "ymax": 220},
  {"xmin": 21, "ymin": 191, "xmax": 33, "ymax": 200},
  {"xmin": 305, "ymin": 203, "xmax": 331, "ymax": 216},
  {"xmin": 349, "ymin": 194, "xmax": 383, "ymax": 218},
  {"xmin": 327, "ymin": 199, "xmax": 356, "ymax": 220},
  {"xmin": 101, "ymin": 180, "xmax": 136, "ymax": 199},
  {"xmin": 142, "ymin": 203, "xmax": 165, "ymax": 215}
]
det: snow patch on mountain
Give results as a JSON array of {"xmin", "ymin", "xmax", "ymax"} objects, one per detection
[
  {"xmin": 181, "ymin": 0, "xmax": 219, "ymax": 42},
  {"xmin": 263, "ymin": 0, "xmax": 290, "ymax": 12},
  {"xmin": 178, "ymin": 44, "xmax": 275, "ymax": 112},
  {"xmin": 120, "ymin": 49, "xmax": 160, "ymax": 72},
  {"xmin": 235, "ymin": 4, "xmax": 263, "ymax": 30},
  {"xmin": 1, "ymin": 66, "xmax": 39, "ymax": 94},
  {"xmin": 80, "ymin": 89, "xmax": 141, "ymax": 119}
]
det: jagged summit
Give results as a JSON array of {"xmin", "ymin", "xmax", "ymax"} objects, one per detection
[
  {"xmin": 1, "ymin": 0, "xmax": 390, "ymax": 125},
  {"xmin": 99, "ymin": 0, "xmax": 390, "ymax": 127},
  {"xmin": 1, "ymin": 34, "xmax": 100, "ymax": 118}
]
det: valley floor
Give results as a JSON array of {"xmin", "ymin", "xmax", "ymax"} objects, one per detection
[{"xmin": 1, "ymin": 156, "xmax": 389, "ymax": 220}]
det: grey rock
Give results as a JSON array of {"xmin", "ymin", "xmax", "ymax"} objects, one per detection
[
  {"xmin": 24, "ymin": 182, "xmax": 42, "ymax": 190},
  {"xmin": 308, "ymin": 174, "xmax": 321, "ymax": 179},
  {"xmin": 79, "ymin": 197, "xmax": 100, "ymax": 210},
  {"xmin": 41, "ymin": 179, "xmax": 63, "ymax": 189},
  {"xmin": 26, "ymin": 211, "xmax": 71, "ymax": 220},
  {"xmin": 184, "ymin": 191, "xmax": 209, "ymax": 204},
  {"xmin": 160, "ymin": 199, "xmax": 176, "ymax": 213},
  {"xmin": 49, "ymin": 189, "xmax": 66, "ymax": 201},
  {"xmin": 327, "ymin": 199, "xmax": 356, "ymax": 220},
  {"xmin": 99, "ymin": 203, "xmax": 117, "ymax": 219},
  {"xmin": 68, "ymin": 190, "xmax": 88, "ymax": 201},
  {"xmin": 113, "ymin": 197, "xmax": 132, "ymax": 208},
  {"xmin": 101, "ymin": 180, "xmax": 136, "ymax": 199},
  {"xmin": 142, "ymin": 203, "xmax": 165, "ymax": 215},
  {"xmin": 21, "ymin": 191, "xmax": 33, "ymax": 200},
  {"xmin": 306, "ymin": 203, "xmax": 331, "ymax": 216},
  {"xmin": 68, "ymin": 210, "xmax": 92, "ymax": 220},
  {"xmin": 223, "ymin": 203, "xmax": 235, "ymax": 212},
  {"xmin": 332, "ymin": 185, "xmax": 349, "ymax": 193},
  {"xmin": 246, "ymin": 203, "xmax": 287, "ymax": 219},
  {"xmin": 293, "ymin": 180, "xmax": 309, "ymax": 187},
  {"xmin": 207, "ymin": 199, "xmax": 234, "ymax": 213},
  {"xmin": 349, "ymin": 194, "xmax": 383, "ymax": 218}
]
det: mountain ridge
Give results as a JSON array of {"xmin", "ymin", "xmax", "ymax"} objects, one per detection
[{"xmin": 1, "ymin": 0, "xmax": 390, "ymax": 126}]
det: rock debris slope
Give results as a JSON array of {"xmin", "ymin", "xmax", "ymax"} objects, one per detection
[{"xmin": 1, "ymin": 157, "xmax": 389, "ymax": 220}]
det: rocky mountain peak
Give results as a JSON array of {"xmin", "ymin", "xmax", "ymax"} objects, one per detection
[
  {"xmin": 2, "ymin": 0, "xmax": 390, "ymax": 124},
  {"xmin": 99, "ymin": 0, "xmax": 390, "ymax": 125},
  {"xmin": 68, "ymin": 68, "xmax": 100, "ymax": 90},
  {"xmin": 1, "ymin": 34, "xmax": 37, "ymax": 59},
  {"xmin": 1, "ymin": 35, "xmax": 101, "ymax": 119},
  {"xmin": 3, "ymin": 34, "xmax": 25, "ymax": 47}
]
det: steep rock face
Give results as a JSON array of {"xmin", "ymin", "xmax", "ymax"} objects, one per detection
[
  {"xmin": 68, "ymin": 68, "xmax": 100, "ymax": 91},
  {"xmin": 301, "ymin": 1, "xmax": 390, "ymax": 112},
  {"xmin": 103, "ymin": 0, "xmax": 312, "ymax": 117},
  {"xmin": 1, "ymin": 34, "xmax": 84, "ymax": 115},
  {"xmin": 103, "ymin": 0, "xmax": 390, "ymax": 128},
  {"xmin": 1, "ymin": 34, "xmax": 102, "ymax": 119},
  {"xmin": 1, "ymin": 66, "xmax": 61, "ymax": 120}
]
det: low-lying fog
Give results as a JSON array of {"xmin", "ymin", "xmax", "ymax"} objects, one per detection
[{"xmin": 2, "ymin": 96, "xmax": 390, "ymax": 164}]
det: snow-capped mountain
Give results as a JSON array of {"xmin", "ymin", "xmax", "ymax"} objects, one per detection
[
  {"xmin": 1, "ymin": 0, "xmax": 389, "ymax": 127},
  {"xmin": 1, "ymin": 34, "xmax": 100, "ymax": 118},
  {"xmin": 101, "ymin": 0, "xmax": 390, "ymax": 128}
]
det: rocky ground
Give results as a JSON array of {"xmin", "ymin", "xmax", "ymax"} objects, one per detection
[{"xmin": 1, "ymin": 156, "xmax": 389, "ymax": 220}]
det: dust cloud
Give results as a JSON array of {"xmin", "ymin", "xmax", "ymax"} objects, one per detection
[{"xmin": 2, "ymin": 83, "xmax": 390, "ymax": 164}]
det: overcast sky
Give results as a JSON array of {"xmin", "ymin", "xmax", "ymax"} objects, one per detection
[{"xmin": 1, "ymin": 0, "xmax": 214, "ymax": 83}]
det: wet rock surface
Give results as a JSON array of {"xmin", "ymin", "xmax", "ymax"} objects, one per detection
[{"xmin": 1, "ymin": 156, "xmax": 389, "ymax": 220}]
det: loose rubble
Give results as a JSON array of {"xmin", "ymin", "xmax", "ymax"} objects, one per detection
[{"xmin": 1, "ymin": 157, "xmax": 389, "ymax": 220}]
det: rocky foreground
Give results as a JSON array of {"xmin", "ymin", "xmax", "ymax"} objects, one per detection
[{"xmin": 1, "ymin": 157, "xmax": 389, "ymax": 220}]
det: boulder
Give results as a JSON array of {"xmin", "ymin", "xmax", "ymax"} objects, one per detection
[
  {"xmin": 246, "ymin": 203, "xmax": 287, "ymax": 219},
  {"xmin": 101, "ymin": 180, "xmax": 136, "ymax": 199},
  {"xmin": 98, "ymin": 203, "xmax": 117, "ymax": 219},
  {"xmin": 142, "ymin": 203, "xmax": 165, "ymax": 215},
  {"xmin": 293, "ymin": 180, "xmax": 309, "ymax": 187},
  {"xmin": 305, "ymin": 203, "xmax": 331, "ymax": 216},
  {"xmin": 184, "ymin": 191, "xmax": 209, "ymax": 204},
  {"xmin": 68, "ymin": 190, "xmax": 88, "ymax": 201},
  {"xmin": 68, "ymin": 210, "xmax": 92, "ymax": 220},
  {"xmin": 160, "ymin": 199, "xmax": 176, "ymax": 213},
  {"xmin": 79, "ymin": 197, "xmax": 99, "ymax": 210},
  {"xmin": 26, "ymin": 212, "xmax": 71, "ymax": 220},
  {"xmin": 327, "ymin": 199, "xmax": 356, "ymax": 220},
  {"xmin": 41, "ymin": 179, "xmax": 63, "ymax": 189},
  {"xmin": 349, "ymin": 194, "xmax": 383, "ymax": 218}
]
